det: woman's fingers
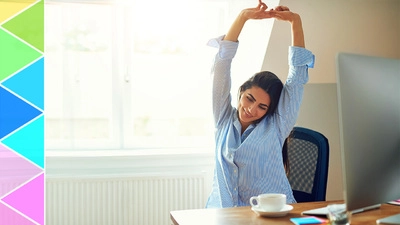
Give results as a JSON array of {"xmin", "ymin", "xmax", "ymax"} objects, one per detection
[
  {"xmin": 257, "ymin": 0, "xmax": 268, "ymax": 11},
  {"xmin": 269, "ymin": 10, "xmax": 297, "ymax": 22},
  {"xmin": 260, "ymin": 3, "xmax": 268, "ymax": 11},
  {"xmin": 274, "ymin": 5, "xmax": 290, "ymax": 11}
]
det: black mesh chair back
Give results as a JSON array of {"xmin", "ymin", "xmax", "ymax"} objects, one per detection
[{"xmin": 286, "ymin": 127, "xmax": 329, "ymax": 202}]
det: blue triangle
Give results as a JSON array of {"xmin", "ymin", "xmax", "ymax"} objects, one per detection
[
  {"xmin": 0, "ymin": 86, "xmax": 42, "ymax": 139},
  {"xmin": 2, "ymin": 57, "xmax": 44, "ymax": 110},
  {"xmin": 1, "ymin": 115, "xmax": 44, "ymax": 168}
]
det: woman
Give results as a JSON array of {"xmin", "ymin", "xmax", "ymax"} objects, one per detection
[{"xmin": 206, "ymin": 1, "xmax": 315, "ymax": 208}]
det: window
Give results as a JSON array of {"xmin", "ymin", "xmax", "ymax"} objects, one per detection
[
  {"xmin": 45, "ymin": 2, "xmax": 118, "ymax": 150},
  {"xmin": 123, "ymin": 1, "xmax": 227, "ymax": 149},
  {"xmin": 45, "ymin": 0, "xmax": 272, "ymax": 152}
]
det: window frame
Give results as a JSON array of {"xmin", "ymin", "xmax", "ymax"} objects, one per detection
[{"xmin": 44, "ymin": 0, "xmax": 275, "ymax": 154}]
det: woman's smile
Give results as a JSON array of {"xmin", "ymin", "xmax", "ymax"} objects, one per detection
[{"xmin": 238, "ymin": 86, "xmax": 271, "ymax": 129}]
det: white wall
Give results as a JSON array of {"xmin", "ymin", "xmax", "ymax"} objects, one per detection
[{"xmin": 261, "ymin": 0, "xmax": 400, "ymax": 200}]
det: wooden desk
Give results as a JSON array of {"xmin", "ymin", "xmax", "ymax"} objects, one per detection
[{"xmin": 170, "ymin": 201, "xmax": 400, "ymax": 225}]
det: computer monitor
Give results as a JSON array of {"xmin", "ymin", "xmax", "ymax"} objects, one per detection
[{"xmin": 336, "ymin": 52, "xmax": 400, "ymax": 220}]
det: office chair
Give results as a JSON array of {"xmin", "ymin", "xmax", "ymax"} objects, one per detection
[{"xmin": 284, "ymin": 126, "xmax": 329, "ymax": 202}]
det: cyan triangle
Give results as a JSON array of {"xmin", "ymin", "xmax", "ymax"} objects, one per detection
[
  {"xmin": 1, "ymin": 115, "xmax": 44, "ymax": 168},
  {"xmin": 2, "ymin": 57, "xmax": 44, "ymax": 110},
  {"xmin": 0, "ymin": 86, "xmax": 42, "ymax": 139}
]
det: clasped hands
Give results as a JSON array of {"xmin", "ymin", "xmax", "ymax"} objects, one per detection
[
  {"xmin": 243, "ymin": 0, "xmax": 296, "ymax": 22},
  {"xmin": 257, "ymin": 0, "xmax": 289, "ymax": 12}
]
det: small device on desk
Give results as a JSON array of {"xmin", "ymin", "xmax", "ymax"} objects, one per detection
[
  {"xmin": 290, "ymin": 216, "xmax": 329, "ymax": 225},
  {"xmin": 377, "ymin": 214, "xmax": 400, "ymax": 225},
  {"xmin": 301, "ymin": 204, "xmax": 381, "ymax": 217},
  {"xmin": 335, "ymin": 53, "xmax": 400, "ymax": 224}
]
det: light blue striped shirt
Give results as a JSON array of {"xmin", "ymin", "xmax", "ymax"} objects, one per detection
[{"xmin": 206, "ymin": 36, "xmax": 315, "ymax": 208}]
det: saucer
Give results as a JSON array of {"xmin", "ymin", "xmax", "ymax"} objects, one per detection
[{"xmin": 251, "ymin": 204, "xmax": 293, "ymax": 217}]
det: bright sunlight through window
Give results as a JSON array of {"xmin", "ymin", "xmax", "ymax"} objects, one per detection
[{"xmin": 44, "ymin": 0, "xmax": 237, "ymax": 151}]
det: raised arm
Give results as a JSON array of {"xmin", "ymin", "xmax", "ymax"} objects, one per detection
[
  {"xmin": 272, "ymin": 6, "xmax": 314, "ymax": 138},
  {"xmin": 224, "ymin": 3, "xmax": 304, "ymax": 47},
  {"xmin": 268, "ymin": 6, "xmax": 305, "ymax": 48},
  {"xmin": 224, "ymin": 1, "xmax": 272, "ymax": 42}
]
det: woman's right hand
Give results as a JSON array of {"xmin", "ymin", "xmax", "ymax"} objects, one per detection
[
  {"xmin": 239, "ymin": 0, "xmax": 274, "ymax": 21},
  {"xmin": 224, "ymin": 1, "xmax": 274, "ymax": 42}
]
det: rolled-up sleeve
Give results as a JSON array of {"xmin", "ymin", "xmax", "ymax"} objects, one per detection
[
  {"xmin": 286, "ymin": 46, "xmax": 315, "ymax": 86},
  {"xmin": 207, "ymin": 35, "xmax": 239, "ymax": 60},
  {"xmin": 288, "ymin": 46, "xmax": 315, "ymax": 68}
]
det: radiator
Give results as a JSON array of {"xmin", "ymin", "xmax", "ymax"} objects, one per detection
[{"xmin": 46, "ymin": 174, "xmax": 208, "ymax": 225}]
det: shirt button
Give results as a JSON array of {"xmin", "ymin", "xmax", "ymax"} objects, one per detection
[
  {"xmin": 234, "ymin": 169, "xmax": 237, "ymax": 173},
  {"xmin": 234, "ymin": 188, "xmax": 237, "ymax": 191}
]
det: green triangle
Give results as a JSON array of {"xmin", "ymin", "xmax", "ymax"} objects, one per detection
[
  {"xmin": 2, "ymin": 0, "xmax": 44, "ymax": 52},
  {"xmin": 0, "ymin": 29, "xmax": 42, "ymax": 81}
]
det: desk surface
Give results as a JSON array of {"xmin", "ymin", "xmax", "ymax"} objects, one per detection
[{"xmin": 170, "ymin": 201, "xmax": 400, "ymax": 225}]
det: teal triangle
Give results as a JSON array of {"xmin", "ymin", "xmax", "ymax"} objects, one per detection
[
  {"xmin": 1, "ymin": 115, "xmax": 44, "ymax": 168},
  {"xmin": 2, "ymin": 57, "xmax": 44, "ymax": 110}
]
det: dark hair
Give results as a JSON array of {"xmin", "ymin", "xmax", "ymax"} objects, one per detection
[
  {"xmin": 282, "ymin": 129, "xmax": 294, "ymax": 176},
  {"xmin": 238, "ymin": 71, "xmax": 283, "ymax": 123},
  {"xmin": 282, "ymin": 136, "xmax": 290, "ymax": 176}
]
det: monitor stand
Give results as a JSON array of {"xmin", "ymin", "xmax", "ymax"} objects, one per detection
[{"xmin": 376, "ymin": 213, "xmax": 400, "ymax": 225}]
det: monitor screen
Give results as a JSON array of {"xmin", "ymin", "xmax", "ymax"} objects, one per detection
[{"xmin": 336, "ymin": 52, "xmax": 400, "ymax": 212}]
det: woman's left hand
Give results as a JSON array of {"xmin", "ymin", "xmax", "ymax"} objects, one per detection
[{"xmin": 268, "ymin": 5, "xmax": 300, "ymax": 24}]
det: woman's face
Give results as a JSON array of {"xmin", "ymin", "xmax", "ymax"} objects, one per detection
[{"xmin": 238, "ymin": 86, "xmax": 271, "ymax": 127}]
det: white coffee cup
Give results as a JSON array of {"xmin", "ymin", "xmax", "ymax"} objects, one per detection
[{"xmin": 249, "ymin": 193, "xmax": 286, "ymax": 211}]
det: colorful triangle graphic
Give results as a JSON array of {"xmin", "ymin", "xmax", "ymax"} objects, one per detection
[
  {"xmin": 0, "ymin": 29, "xmax": 42, "ymax": 82},
  {"xmin": 2, "ymin": 173, "xmax": 44, "ymax": 225},
  {"xmin": 2, "ymin": 57, "xmax": 44, "ymax": 110},
  {"xmin": 0, "ymin": 202, "xmax": 37, "ymax": 225},
  {"xmin": 1, "ymin": 115, "xmax": 44, "ymax": 168},
  {"xmin": 0, "ymin": 1, "xmax": 35, "ymax": 25},
  {"xmin": 0, "ymin": 86, "xmax": 42, "ymax": 139},
  {"xmin": 2, "ymin": 0, "xmax": 44, "ymax": 52},
  {"xmin": 0, "ymin": 0, "xmax": 44, "ymax": 224},
  {"xmin": 0, "ymin": 144, "xmax": 43, "ymax": 198}
]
